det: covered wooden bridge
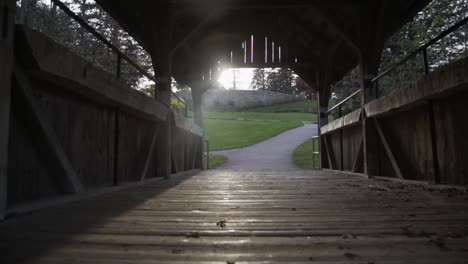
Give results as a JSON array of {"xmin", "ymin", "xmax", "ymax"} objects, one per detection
[{"xmin": 1, "ymin": 0, "xmax": 468, "ymax": 263}]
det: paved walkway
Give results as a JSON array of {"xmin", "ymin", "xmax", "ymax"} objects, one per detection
[{"xmin": 213, "ymin": 123, "xmax": 317, "ymax": 171}]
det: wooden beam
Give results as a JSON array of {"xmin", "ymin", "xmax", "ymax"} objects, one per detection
[
  {"xmin": 310, "ymin": 5, "xmax": 359, "ymax": 52},
  {"xmin": 191, "ymin": 138, "xmax": 200, "ymax": 170},
  {"xmin": 427, "ymin": 100, "xmax": 440, "ymax": 184},
  {"xmin": 170, "ymin": 11, "xmax": 217, "ymax": 55},
  {"xmin": 277, "ymin": 13, "xmax": 332, "ymax": 55},
  {"xmin": 373, "ymin": 118, "xmax": 403, "ymax": 179},
  {"xmin": 140, "ymin": 124, "xmax": 161, "ymax": 181},
  {"xmin": 352, "ymin": 136, "xmax": 364, "ymax": 173},
  {"xmin": 0, "ymin": 0, "xmax": 15, "ymax": 216},
  {"xmin": 113, "ymin": 108, "xmax": 120, "ymax": 186},
  {"xmin": 13, "ymin": 66, "xmax": 84, "ymax": 193},
  {"xmin": 184, "ymin": 135, "xmax": 189, "ymax": 171},
  {"xmin": 323, "ymin": 135, "xmax": 337, "ymax": 170}
]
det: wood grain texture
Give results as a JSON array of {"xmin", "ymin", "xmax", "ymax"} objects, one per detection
[
  {"xmin": 14, "ymin": 66, "xmax": 84, "ymax": 194},
  {"xmin": 374, "ymin": 118, "xmax": 403, "ymax": 179},
  {"xmin": 0, "ymin": 0, "xmax": 15, "ymax": 215},
  {"xmin": 1, "ymin": 170, "xmax": 467, "ymax": 263}
]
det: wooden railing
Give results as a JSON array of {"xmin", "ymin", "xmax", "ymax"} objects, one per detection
[
  {"xmin": 327, "ymin": 16, "xmax": 468, "ymax": 119},
  {"xmin": 48, "ymin": 0, "xmax": 189, "ymax": 116}
]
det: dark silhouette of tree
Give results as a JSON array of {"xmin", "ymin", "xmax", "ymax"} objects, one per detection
[
  {"xmin": 16, "ymin": 0, "xmax": 154, "ymax": 90},
  {"xmin": 250, "ymin": 68, "xmax": 267, "ymax": 90},
  {"xmin": 251, "ymin": 68, "xmax": 298, "ymax": 95},
  {"xmin": 332, "ymin": 0, "xmax": 468, "ymax": 118}
]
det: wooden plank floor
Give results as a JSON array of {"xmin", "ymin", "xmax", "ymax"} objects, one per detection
[{"xmin": 1, "ymin": 170, "xmax": 468, "ymax": 263}]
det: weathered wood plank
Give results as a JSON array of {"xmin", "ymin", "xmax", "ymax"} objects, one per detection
[
  {"xmin": 141, "ymin": 124, "xmax": 161, "ymax": 181},
  {"xmin": 15, "ymin": 26, "xmax": 169, "ymax": 122},
  {"xmin": 373, "ymin": 118, "xmax": 404, "ymax": 179},
  {"xmin": 13, "ymin": 65, "xmax": 84, "ymax": 193},
  {"xmin": 0, "ymin": 0, "xmax": 15, "ymax": 216},
  {"xmin": 323, "ymin": 135, "xmax": 337, "ymax": 170},
  {"xmin": 365, "ymin": 56, "xmax": 468, "ymax": 119},
  {"xmin": 352, "ymin": 137, "xmax": 363, "ymax": 172},
  {"xmin": 0, "ymin": 170, "xmax": 467, "ymax": 263}
]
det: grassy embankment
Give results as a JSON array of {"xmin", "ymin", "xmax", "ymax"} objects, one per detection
[
  {"xmin": 203, "ymin": 155, "xmax": 228, "ymax": 170},
  {"xmin": 293, "ymin": 137, "xmax": 320, "ymax": 170},
  {"xmin": 203, "ymin": 100, "xmax": 318, "ymax": 170},
  {"xmin": 205, "ymin": 100, "xmax": 318, "ymax": 151}
]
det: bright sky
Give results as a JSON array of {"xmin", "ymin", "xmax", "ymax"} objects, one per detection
[{"xmin": 217, "ymin": 68, "xmax": 255, "ymax": 90}]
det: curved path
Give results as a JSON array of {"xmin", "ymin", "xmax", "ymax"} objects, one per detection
[{"xmin": 213, "ymin": 123, "xmax": 317, "ymax": 171}]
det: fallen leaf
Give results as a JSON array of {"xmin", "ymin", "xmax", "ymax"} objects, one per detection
[{"xmin": 343, "ymin": 252, "xmax": 359, "ymax": 259}]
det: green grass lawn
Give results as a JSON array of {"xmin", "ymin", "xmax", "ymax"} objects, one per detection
[
  {"xmin": 293, "ymin": 138, "xmax": 320, "ymax": 170},
  {"xmin": 203, "ymin": 154, "xmax": 227, "ymax": 169},
  {"xmin": 203, "ymin": 100, "xmax": 320, "ymax": 151},
  {"xmin": 205, "ymin": 119, "xmax": 303, "ymax": 151},
  {"xmin": 205, "ymin": 111, "xmax": 317, "ymax": 123},
  {"xmin": 246, "ymin": 100, "xmax": 317, "ymax": 113}
]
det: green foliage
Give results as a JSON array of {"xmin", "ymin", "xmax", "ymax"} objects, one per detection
[
  {"xmin": 331, "ymin": 67, "xmax": 361, "ymax": 117},
  {"xmin": 204, "ymin": 119, "xmax": 303, "ymax": 151},
  {"xmin": 17, "ymin": 0, "xmax": 154, "ymax": 91},
  {"xmin": 293, "ymin": 138, "xmax": 320, "ymax": 170},
  {"xmin": 139, "ymin": 84, "xmax": 155, "ymax": 97},
  {"xmin": 171, "ymin": 97, "xmax": 185, "ymax": 109},
  {"xmin": 251, "ymin": 68, "xmax": 267, "ymax": 90},
  {"xmin": 251, "ymin": 68, "xmax": 298, "ymax": 95},
  {"xmin": 379, "ymin": 0, "xmax": 468, "ymax": 96},
  {"xmin": 332, "ymin": 0, "xmax": 468, "ymax": 116}
]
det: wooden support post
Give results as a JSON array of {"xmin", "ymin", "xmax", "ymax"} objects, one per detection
[
  {"xmin": 323, "ymin": 135, "xmax": 337, "ymax": 170},
  {"xmin": 191, "ymin": 80, "xmax": 210, "ymax": 169},
  {"xmin": 140, "ymin": 124, "xmax": 161, "ymax": 181},
  {"xmin": 373, "ymin": 118, "xmax": 403, "ymax": 179},
  {"xmin": 152, "ymin": 12, "xmax": 175, "ymax": 106},
  {"xmin": 317, "ymin": 82, "xmax": 331, "ymax": 170},
  {"xmin": 352, "ymin": 137, "xmax": 364, "ymax": 173},
  {"xmin": 159, "ymin": 113, "xmax": 172, "ymax": 179},
  {"xmin": 427, "ymin": 100, "xmax": 440, "ymax": 184},
  {"xmin": 192, "ymin": 138, "xmax": 200, "ymax": 170},
  {"xmin": 0, "ymin": 0, "xmax": 15, "ymax": 217},
  {"xmin": 150, "ymin": 12, "xmax": 176, "ymax": 178},
  {"xmin": 362, "ymin": 111, "xmax": 380, "ymax": 176},
  {"xmin": 170, "ymin": 127, "xmax": 181, "ymax": 174},
  {"xmin": 113, "ymin": 108, "xmax": 120, "ymax": 186},
  {"xmin": 192, "ymin": 136, "xmax": 203, "ymax": 169},
  {"xmin": 192, "ymin": 85, "xmax": 204, "ymax": 129},
  {"xmin": 14, "ymin": 66, "xmax": 84, "ymax": 194},
  {"xmin": 340, "ymin": 129, "xmax": 344, "ymax": 171},
  {"xmin": 356, "ymin": 0, "xmax": 388, "ymax": 178},
  {"xmin": 360, "ymin": 50, "xmax": 381, "ymax": 177},
  {"xmin": 196, "ymin": 137, "xmax": 203, "ymax": 169},
  {"xmin": 184, "ymin": 134, "xmax": 192, "ymax": 171}
]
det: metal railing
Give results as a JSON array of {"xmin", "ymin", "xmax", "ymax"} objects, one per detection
[
  {"xmin": 204, "ymin": 139, "xmax": 210, "ymax": 170},
  {"xmin": 327, "ymin": 15, "xmax": 468, "ymax": 119},
  {"xmin": 29, "ymin": 0, "xmax": 189, "ymax": 117},
  {"xmin": 327, "ymin": 89, "xmax": 361, "ymax": 118},
  {"xmin": 311, "ymin": 136, "xmax": 320, "ymax": 170}
]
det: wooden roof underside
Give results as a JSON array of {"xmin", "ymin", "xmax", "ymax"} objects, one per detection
[{"xmin": 95, "ymin": 0, "xmax": 431, "ymax": 88}]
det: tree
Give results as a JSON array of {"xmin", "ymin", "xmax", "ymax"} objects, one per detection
[
  {"xmin": 295, "ymin": 77, "xmax": 316, "ymax": 101},
  {"xmin": 251, "ymin": 68, "xmax": 298, "ymax": 95},
  {"xmin": 266, "ymin": 68, "xmax": 296, "ymax": 94},
  {"xmin": 17, "ymin": 0, "xmax": 154, "ymax": 91},
  {"xmin": 331, "ymin": 0, "xmax": 468, "ymax": 117},
  {"xmin": 378, "ymin": 0, "xmax": 468, "ymax": 96},
  {"xmin": 251, "ymin": 68, "xmax": 267, "ymax": 90}
]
